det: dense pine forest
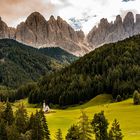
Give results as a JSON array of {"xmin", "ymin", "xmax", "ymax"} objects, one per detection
[
  {"xmin": 0, "ymin": 39, "xmax": 77, "ymax": 88},
  {"xmin": 39, "ymin": 47, "xmax": 77, "ymax": 64},
  {"xmin": 28, "ymin": 35, "xmax": 140, "ymax": 106}
]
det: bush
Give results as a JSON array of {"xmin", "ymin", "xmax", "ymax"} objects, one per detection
[
  {"xmin": 133, "ymin": 90, "xmax": 140, "ymax": 105},
  {"xmin": 116, "ymin": 95, "xmax": 122, "ymax": 102}
]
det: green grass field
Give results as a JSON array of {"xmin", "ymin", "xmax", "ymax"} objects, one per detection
[{"xmin": 13, "ymin": 94, "xmax": 140, "ymax": 140}]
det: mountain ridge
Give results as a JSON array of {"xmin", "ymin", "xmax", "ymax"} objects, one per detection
[
  {"xmin": 0, "ymin": 12, "xmax": 90, "ymax": 56},
  {"xmin": 87, "ymin": 12, "xmax": 140, "ymax": 48},
  {"xmin": 0, "ymin": 11, "xmax": 140, "ymax": 56}
]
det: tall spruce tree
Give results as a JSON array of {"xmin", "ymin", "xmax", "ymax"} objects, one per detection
[
  {"xmin": 0, "ymin": 119, "xmax": 7, "ymax": 140},
  {"xmin": 29, "ymin": 110, "xmax": 44, "ymax": 140},
  {"xmin": 66, "ymin": 124, "xmax": 80, "ymax": 140},
  {"xmin": 78, "ymin": 111, "xmax": 93, "ymax": 140},
  {"xmin": 3, "ymin": 101, "xmax": 14, "ymax": 125},
  {"xmin": 39, "ymin": 109, "xmax": 50, "ymax": 140},
  {"xmin": 15, "ymin": 104, "xmax": 29, "ymax": 133},
  {"xmin": 91, "ymin": 111, "xmax": 109, "ymax": 140},
  {"xmin": 6, "ymin": 124, "xmax": 20, "ymax": 140},
  {"xmin": 109, "ymin": 119, "xmax": 123, "ymax": 140},
  {"xmin": 29, "ymin": 109, "xmax": 50, "ymax": 140},
  {"xmin": 55, "ymin": 129, "xmax": 63, "ymax": 140}
]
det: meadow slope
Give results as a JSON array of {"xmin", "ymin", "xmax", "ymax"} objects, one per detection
[{"xmin": 13, "ymin": 94, "xmax": 140, "ymax": 140}]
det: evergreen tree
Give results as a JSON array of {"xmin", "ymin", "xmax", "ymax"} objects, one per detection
[
  {"xmin": 109, "ymin": 119, "xmax": 123, "ymax": 140},
  {"xmin": 66, "ymin": 124, "xmax": 80, "ymax": 140},
  {"xmin": 6, "ymin": 124, "xmax": 20, "ymax": 140},
  {"xmin": 29, "ymin": 110, "xmax": 50, "ymax": 140},
  {"xmin": 29, "ymin": 110, "xmax": 44, "ymax": 140},
  {"xmin": 55, "ymin": 129, "xmax": 63, "ymax": 140},
  {"xmin": 116, "ymin": 95, "xmax": 122, "ymax": 102},
  {"xmin": 91, "ymin": 111, "xmax": 109, "ymax": 140},
  {"xmin": 28, "ymin": 113, "xmax": 34, "ymax": 130},
  {"xmin": 39, "ymin": 109, "xmax": 50, "ymax": 140},
  {"xmin": 133, "ymin": 90, "xmax": 140, "ymax": 105},
  {"xmin": 3, "ymin": 101, "xmax": 14, "ymax": 125},
  {"xmin": 78, "ymin": 111, "xmax": 93, "ymax": 140},
  {"xmin": 15, "ymin": 104, "xmax": 29, "ymax": 133},
  {"xmin": 0, "ymin": 119, "xmax": 7, "ymax": 140}
]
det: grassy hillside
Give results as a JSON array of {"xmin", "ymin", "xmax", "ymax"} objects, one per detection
[
  {"xmin": 71, "ymin": 94, "xmax": 113, "ymax": 109},
  {"xmin": 0, "ymin": 39, "xmax": 76, "ymax": 88},
  {"xmin": 13, "ymin": 95, "xmax": 140, "ymax": 140},
  {"xmin": 28, "ymin": 35, "xmax": 140, "ymax": 106}
]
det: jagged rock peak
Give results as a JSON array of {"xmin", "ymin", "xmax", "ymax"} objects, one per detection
[
  {"xmin": 49, "ymin": 15, "xmax": 56, "ymax": 21},
  {"xmin": 114, "ymin": 15, "xmax": 123, "ymax": 24},
  {"xmin": 57, "ymin": 16, "xmax": 63, "ymax": 21},
  {"xmin": 25, "ymin": 12, "xmax": 47, "ymax": 24},
  {"xmin": 123, "ymin": 12, "xmax": 134, "ymax": 36},
  {"xmin": 99, "ymin": 18, "xmax": 109, "ymax": 26},
  {"xmin": 100, "ymin": 18, "xmax": 108, "ymax": 23},
  {"xmin": 123, "ymin": 12, "xmax": 134, "ymax": 24},
  {"xmin": 26, "ymin": 12, "xmax": 46, "ymax": 19}
]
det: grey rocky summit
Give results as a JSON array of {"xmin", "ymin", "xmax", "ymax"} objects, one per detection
[{"xmin": 87, "ymin": 12, "xmax": 140, "ymax": 48}]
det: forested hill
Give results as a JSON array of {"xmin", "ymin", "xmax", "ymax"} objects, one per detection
[
  {"xmin": 0, "ymin": 39, "xmax": 77, "ymax": 88},
  {"xmin": 28, "ymin": 35, "xmax": 140, "ymax": 106},
  {"xmin": 39, "ymin": 47, "xmax": 77, "ymax": 64}
]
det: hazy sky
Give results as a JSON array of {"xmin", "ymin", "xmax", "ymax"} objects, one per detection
[{"xmin": 0, "ymin": 0, "xmax": 139, "ymax": 33}]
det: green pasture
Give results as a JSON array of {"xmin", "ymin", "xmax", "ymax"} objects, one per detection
[{"xmin": 13, "ymin": 94, "xmax": 140, "ymax": 140}]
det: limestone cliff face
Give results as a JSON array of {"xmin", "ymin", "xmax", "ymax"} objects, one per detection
[
  {"xmin": 15, "ymin": 12, "xmax": 48, "ymax": 45},
  {"xmin": 0, "ymin": 17, "xmax": 9, "ymax": 38},
  {"xmin": 0, "ymin": 18, "xmax": 16, "ymax": 39},
  {"xmin": 87, "ymin": 12, "xmax": 140, "ymax": 48},
  {"xmin": 134, "ymin": 14, "xmax": 140, "ymax": 35},
  {"xmin": 76, "ymin": 30, "xmax": 85, "ymax": 41},
  {"xmin": 123, "ymin": 12, "xmax": 134, "ymax": 37},
  {"xmin": 9, "ymin": 27, "xmax": 16, "ymax": 39},
  {"xmin": 15, "ymin": 12, "xmax": 89, "ymax": 56},
  {"xmin": 87, "ymin": 18, "xmax": 111, "ymax": 47}
]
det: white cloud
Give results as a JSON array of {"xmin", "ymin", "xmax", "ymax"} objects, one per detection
[
  {"xmin": 54, "ymin": 0, "xmax": 139, "ymax": 33},
  {"xmin": 1, "ymin": 0, "xmax": 140, "ymax": 33}
]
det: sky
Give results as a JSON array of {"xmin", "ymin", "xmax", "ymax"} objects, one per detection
[{"xmin": 0, "ymin": 0, "xmax": 140, "ymax": 33}]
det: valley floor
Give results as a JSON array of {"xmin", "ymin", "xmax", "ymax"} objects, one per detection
[{"xmin": 13, "ymin": 94, "xmax": 140, "ymax": 140}]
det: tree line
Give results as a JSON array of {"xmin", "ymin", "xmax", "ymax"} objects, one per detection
[
  {"xmin": 0, "ymin": 102, "xmax": 123, "ymax": 140},
  {"xmin": 1, "ymin": 35, "xmax": 140, "ymax": 107}
]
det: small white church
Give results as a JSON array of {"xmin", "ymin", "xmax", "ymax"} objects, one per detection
[{"xmin": 43, "ymin": 101, "xmax": 50, "ymax": 113}]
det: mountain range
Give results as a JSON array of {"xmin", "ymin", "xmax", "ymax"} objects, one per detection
[
  {"xmin": 0, "ymin": 12, "xmax": 140, "ymax": 56},
  {"xmin": 0, "ymin": 12, "xmax": 89, "ymax": 56},
  {"xmin": 87, "ymin": 12, "xmax": 140, "ymax": 47}
]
